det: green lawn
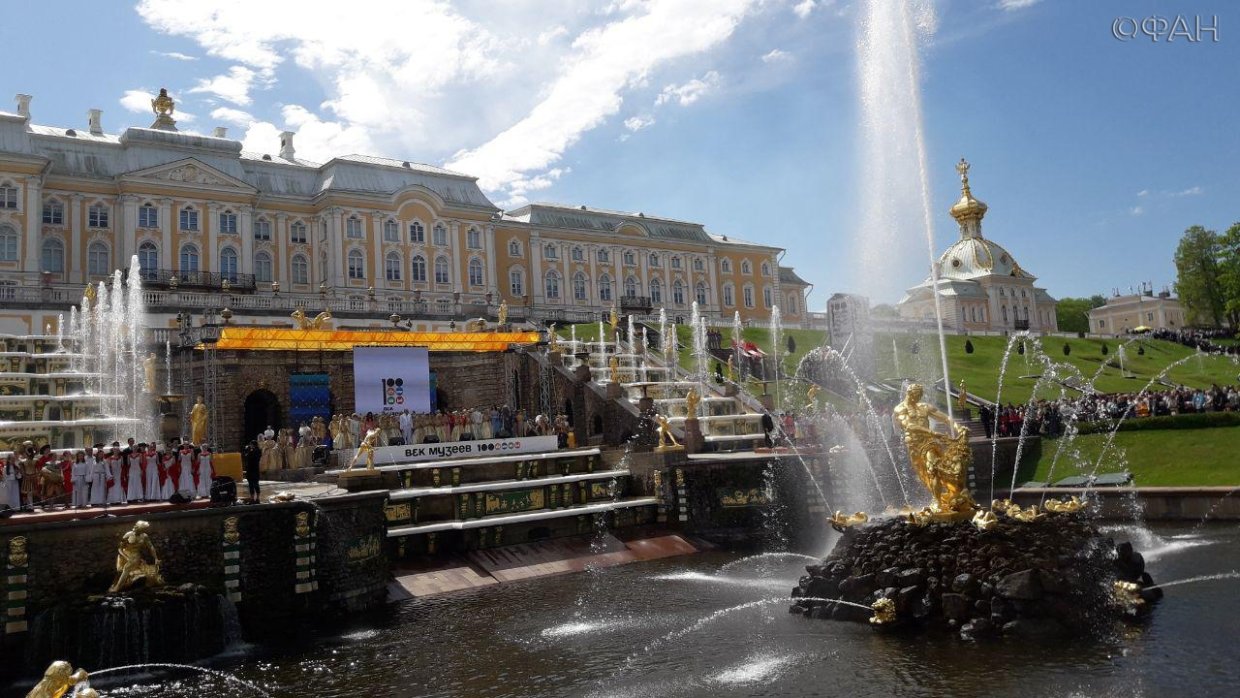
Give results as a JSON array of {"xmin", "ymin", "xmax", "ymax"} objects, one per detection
[{"xmin": 1021, "ymin": 426, "xmax": 1240, "ymax": 487}]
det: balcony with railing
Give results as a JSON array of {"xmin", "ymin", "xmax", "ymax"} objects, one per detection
[
  {"xmin": 620, "ymin": 295, "xmax": 653, "ymax": 314},
  {"xmin": 140, "ymin": 268, "xmax": 257, "ymax": 292}
]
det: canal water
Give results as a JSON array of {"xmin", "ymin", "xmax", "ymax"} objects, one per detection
[{"xmin": 90, "ymin": 522, "xmax": 1239, "ymax": 697}]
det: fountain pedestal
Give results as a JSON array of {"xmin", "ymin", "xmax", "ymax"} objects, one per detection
[
  {"xmin": 574, "ymin": 364, "xmax": 592, "ymax": 382},
  {"xmin": 548, "ymin": 351, "xmax": 563, "ymax": 367},
  {"xmin": 606, "ymin": 382, "xmax": 623, "ymax": 400},
  {"xmin": 682, "ymin": 416, "xmax": 704, "ymax": 454},
  {"xmin": 337, "ymin": 470, "xmax": 387, "ymax": 492}
]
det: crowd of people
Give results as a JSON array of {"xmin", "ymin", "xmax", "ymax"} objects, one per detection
[
  {"xmin": 1, "ymin": 438, "xmax": 214, "ymax": 512},
  {"xmin": 1151, "ymin": 328, "xmax": 1238, "ymax": 354},
  {"xmin": 322, "ymin": 406, "xmax": 575, "ymax": 451}
]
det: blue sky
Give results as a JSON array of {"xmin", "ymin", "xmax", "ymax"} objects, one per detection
[{"xmin": 3, "ymin": 0, "xmax": 1237, "ymax": 307}]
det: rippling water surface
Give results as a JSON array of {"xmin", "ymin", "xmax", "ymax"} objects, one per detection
[{"xmin": 82, "ymin": 523, "xmax": 1240, "ymax": 697}]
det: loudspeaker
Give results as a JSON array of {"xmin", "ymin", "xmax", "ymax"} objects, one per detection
[
  {"xmin": 168, "ymin": 490, "xmax": 193, "ymax": 504},
  {"xmin": 210, "ymin": 476, "xmax": 237, "ymax": 505}
]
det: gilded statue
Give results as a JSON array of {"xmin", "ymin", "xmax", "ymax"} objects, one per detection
[
  {"xmin": 725, "ymin": 356, "xmax": 734, "ymax": 382},
  {"xmin": 8, "ymin": 536, "xmax": 28, "ymax": 567},
  {"xmin": 609, "ymin": 355, "xmax": 620, "ymax": 384},
  {"xmin": 547, "ymin": 323, "xmax": 560, "ymax": 352},
  {"xmin": 223, "ymin": 516, "xmax": 240, "ymax": 545},
  {"xmin": 295, "ymin": 511, "xmax": 312, "ymax": 538},
  {"xmin": 806, "ymin": 384, "xmax": 820, "ymax": 406},
  {"xmin": 143, "ymin": 352, "xmax": 158, "ymax": 394},
  {"xmin": 151, "ymin": 88, "xmax": 175, "ymax": 117},
  {"xmin": 497, "ymin": 299, "xmax": 508, "ymax": 325},
  {"xmin": 971, "ymin": 509, "xmax": 999, "ymax": 532},
  {"xmin": 869, "ymin": 598, "xmax": 896, "ymax": 626},
  {"xmin": 345, "ymin": 428, "xmax": 382, "ymax": 472},
  {"xmin": 609, "ymin": 304, "xmax": 619, "ymax": 332},
  {"xmin": 892, "ymin": 383, "xmax": 976, "ymax": 520},
  {"xmin": 25, "ymin": 661, "xmax": 89, "ymax": 698},
  {"xmin": 828, "ymin": 510, "xmax": 868, "ymax": 532},
  {"xmin": 956, "ymin": 379, "xmax": 968, "ymax": 412},
  {"xmin": 108, "ymin": 521, "xmax": 165, "ymax": 593},
  {"xmin": 685, "ymin": 388, "xmax": 701, "ymax": 418},
  {"xmin": 291, "ymin": 308, "xmax": 333, "ymax": 330},
  {"xmin": 655, "ymin": 414, "xmax": 681, "ymax": 451},
  {"xmin": 83, "ymin": 285, "xmax": 96, "ymax": 307},
  {"xmin": 190, "ymin": 396, "xmax": 208, "ymax": 446},
  {"xmin": 1043, "ymin": 496, "xmax": 1084, "ymax": 514}
]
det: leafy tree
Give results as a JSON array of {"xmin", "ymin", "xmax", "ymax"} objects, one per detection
[
  {"xmin": 1215, "ymin": 222, "xmax": 1240, "ymax": 329},
  {"xmin": 1174, "ymin": 225, "xmax": 1226, "ymax": 327},
  {"xmin": 1055, "ymin": 296, "xmax": 1106, "ymax": 334}
]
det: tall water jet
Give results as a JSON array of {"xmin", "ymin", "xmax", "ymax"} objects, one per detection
[
  {"xmin": 770, "ymin": 305, "xmax": 782, "ymax": 410},
  {"xmin": 857, "ymin": 0, "xmax": 952, "ymax": 414}
]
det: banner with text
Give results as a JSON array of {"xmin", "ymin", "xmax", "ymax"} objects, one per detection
[
  {"xmin": 353, "ymin": 346, "xmax": 432, "ymax": 414},
  {"xmin": 341, "ymin": 435, "xmax": 559, "ymax": 468}
]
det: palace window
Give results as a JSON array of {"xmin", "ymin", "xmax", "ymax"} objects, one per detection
[
  {"xmin": 219, "ymin": 210, "xmax": 238, "ymax": 234},
  {"xmin": 572, "ymin": 246, "xmax": 584, "ymax": 262},
  {"xmin": 220, "ymin": 247, "xmax": 239, "ymax": 280},
  {"xmin": 254, "ymin": 251, "xmax": 273, "ymax": 283},
  {"xmin": 0, "ymin": 184, "xmax": 17, "ymax": 209},
  {"xmin": 508, "ymin": 239, "xmax": 522, "ymax": 257},
  {"xmin": 509, "ymin": 268, "xmax": 524, "ymax": 297},
  {"xmin": 544, "ymin": 270, "xmax": 561, "ymax": 300},
  {"xmin": 346, "ymin": 216, "xmax": 363, "ymax": 239},
  {"xmin": 138, "ymin": 204, "xmax": 158, "ymax": 229},
  {"xmin": 693, "ymin": 258, "xmax": 704, "ymax": 272},
  {"xmin": 671, "ymin": 256, "xmax": 681, "ymax": 270},
  {"xmin": 720, "ymin": 258, "xmax": 732, "ymax": 273},
  {"xmin": 137, "ymin": 242, "xmax": 158, "ymax": 277},
  {"xmin": 409, "ymin": 221, "xmax": 425, "ymax": 243},
  {"xmin": 292, "ymin": 255, "xmax": 309, "ymax": 285},
  {"xmin": 763, "ymin": 286, "xmax": 773, "ymax": 308},
  {"xmin": 0, "ymin": 225, "xmax": 16, "ymax": 261},
  {"xmin": 599, "ymin": 274, "xmax": 613, "ymax": 302},
  {"xmin": 673, "ymin": 280, "xmax": 685, "ymax": 306},
  {"xmin": 41, "ymin": 238, "xmax": 64, "ymax": 274},
  {"xmin": 723, "ymin": 283, "xmax": 734, "ymax": 307},
  {"xmin": 696, "ymin": 282, "xmax": 707, "ymax": 306},
  {"xmin": 649, "ymin": 253, "xmax": 660, "ymax": 268},
  {"xmin": 597, "ymin": 248, "xmax": 610, "ymax": 264},
  {"xmin": 411, "ymin": 255, "xmax": 427, "ymax": 283},
  {"xmin": 383, "ymin": 220, "xmax": 400, "ymax": 242},
  {"xmin": 573, "ymin": 272, "xmax": 587, "ymax": 301},
  {"xmin": 385, "ymin": 251, "xmax": 402, "ymax": 282},
  {"xmin": 544, "ymin": 243, "xmax": 558, "ymax": 260},
  {"xmin": 624, "ymin": 275, "xmax": 638, "ymax": 298},
  {"xmin": 42, "ymin": 199, "xmax": 64, "ymax": 225},
  {"xmin": 786, "ymin": 293, "xmax": 798, "ymax": 313},
  {"xmin": 89, "ymin": 204, "xmax": 110, "ymax": 228},
  {"xmin": 255, "ymin": 217, "xmax": 272, "ymax": 241},
  {"xmin": 743, "ymin": 285, "xmax": 754, "ymax": 308},
  {"xmin": 623, "ymin": 250, "xmax": 635, "ymax": 266},
  {"xmin": 433, "ymin": 223, "xmax": 447, "ymax": 246},
  {"xmin": 347, "ymin": 249, "xmax": 365, "ymax": 280},
  {"xmin": 468, "ymin": 258, "xmax": 484, "ymax": 286},
  {"xmin": 88, "ymin": 242, "xmax": 109, "ymax": 277},
  {"xmin": 290, "ymin": 221, "xmax": 307, "ymax": 244},
  {"xmin": 434, "ymin": 256, "xmax": 450, "ymax": 284},
  {"xmin": 178, "ymin": 206, "xmax": 198, "ymax": 232},
  {"xmin": 761, "ymin": 262, "xmax": 771, "ymax": 276},
  {"xmin": 741, "ymin": 260, "xmax": 752, "ymax": 275},
  {"xmin": 467, "ymin": 228, "xmax": 482, "ymax": 249},
  {"xmin": 179, "ymin": 244, "xmax": 200, "ymax": 272},
  {"xmin": 649, "ymin": 278, "xmax": 662, "ymax": 304}
]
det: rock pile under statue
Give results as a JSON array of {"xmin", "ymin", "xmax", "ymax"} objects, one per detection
[{"xmin": 791, "ymin": 383, "xmax": 1161, "ymax": 639}]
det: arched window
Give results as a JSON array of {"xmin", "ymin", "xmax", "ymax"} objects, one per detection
[
  {"xmin": 649, "ymin": 277, "xmax": 662, "ymax": 304},
  {"xmin": 179, "ymin": 244, "xmax": 200, "ymax": 272},
  {"xmin": 624, "ymin": 275, "xmax": 638, "ymax": 298},
  {"xmin": 345, "ymin": 215, "xmax": 363, "ymax": 238},
  {"xmin": 137, "ymin": 241, "xmax": 158, "ymax": 278},
  {"xmin": 741, "ymin": 260, "xmax": 752, "ymax": 275},
  {"xmin": 88, "ymin": 203, "xmax": 110, "ymax": 228},
  {"xmin": 220, "ymin": 247, "xmax": 239, "ymax": 280},
  {"xmin": 291, "ymin": 254, "xmax": 309, "ymax": 285},
  {"xmin": 673, "ymin": 279, "xmax": 685, "ymax": 306},
  {"xmin": 468, "ymin": 258, "xmax": 484, "ymax": 286},
  {"xmin": 254, "ymin": 251, "xmax": 273, "ymax": 283},
  {"xmin": 42, "ymin": 199, "xmax": 64, "ymax": 225},
  {"xmin": 432, "ymin": 223, "xmax": 447, "ymax": 246},
  {"xmin": 723, "ymin": 283, "xmax": 734, "ymax": 307},
  {"xmin": 347, "ymin": 249, "xmax": 365, "ymax": 280},
  {"xmin": 743, "ymin": 285, "xmax": 754, "ymax": 308},
  {"xmin": 434, "ymin": 256, "xmax": 450, "ymax": 284},
  {"xmin": 254, "ymin": 217, "xmax": 272, "ymax": 241},
  {"xmin": 1001, "ymin": 305, "xmax": 1008, "ymax": 323},
  {"xmin": 696, "ymin": 282, "xmax": 707, "ymax": 306},
  {"xmin": 178, "ymin": 205, "xmax": 197, "ymax": 231},
  {"xmin": 383, "ymin": 219, "xmax": 400, "ymax": 242},
  {"xmin": 218, "ymin": 209, "xmax": 238, "ymax": 234},
  {"xmin": 88, "ymin": 242, "xmax": 110, "ymax": 277},
  {"xmin": 385, "ymin": 251, "xmax": 402, "ymax": 282},
  {"xmin": 409, "ymin": 221, "xmax": 425, "ymax": 243},
  {"xmin": 508, "ymin": 239, "xmax": 522, "ymax": 257},
  {"xmin": 544, "ymin": 270, "xmax": 561, "ymax": 300},
  {"xmin": 466, "ymin": 227, "xmax": 481, "ymax": 249},
  {"xmin": 573, "ymin": 272, "xmax": 587, "ymax": 301},
  {"xmin": 0, "ymin": 225, "xmax": 17, "ymax": 261},
  {"xmin": 41, "ymin": 238, "xmax": 64, "ymax": 274},
  {"xmin": 138, "ymin": 203, "xmax": 158, "ymax": 228},
  {"xmin": 720, "ymin": 258, "xmax": 732, "ymax": 273},
  {"xmin": 599, "ymin": 273, "xmax": 613, "ymax": 302},
  {"xmin": 509, "ymin": 267, "xmax": 525, "ymax": 296},
  {"xmin": 411, "ymin": 255, "xmax": 427, "ymax": 283},
  {"xmin": 763, "ymin": 286, "xmax": 773, "ymax": 308},
  {"xmin": 761, "ymin": 262, "xmax": 771, "ymax": 276},
  {"xmin": 649, "ymin": 253, "xmax": 660, "ymax": 268}
]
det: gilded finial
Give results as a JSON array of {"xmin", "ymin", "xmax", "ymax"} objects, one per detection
[
  {"xmin": 956, "ymin": 157, "xmax": 971, "ymax": 193},
  {"xmin": 149, "ymin": 88, "xmax": 178, "ymax": 131}
]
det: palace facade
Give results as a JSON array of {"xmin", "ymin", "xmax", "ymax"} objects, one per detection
[
  {"xmin": 897, "ymin": 160, "xmax": 1058, "ymax": 334},
  {"xmin": 0, "ymin": 93, "xmax": 811, "ymax": 336}
]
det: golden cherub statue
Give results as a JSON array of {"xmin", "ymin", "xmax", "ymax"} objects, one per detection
[
  {"xmin": 685, "ymin": 388, "xmax": 701, "ymax": 418},
  {"xmin": 109, "ymin": 521, "xmax": 165, "ymax": 593},
  {"xmin": 498, "ymin": 299, "xmax": 508, "ymax": 325},
  {"xmin": 25, "ymin": 661, "xmax": 89, "ymax": 698},
  {"xmin": 892, "ymin": 383, "xmax": 976, "ymax": 520},
  {"xmin": 345, "ymin": 427, "xmax": 382, "ymax": 472},
  {"xmin": 655, "ymin": 414, "xmax": 681, "ymax": 451},
  {"xmin": 609, "ymin": 355, "xmax": 621, "ymax": 384},
  {"xmin": 143, "ymin": 352, "xmax": 158, "ymax": 394}
]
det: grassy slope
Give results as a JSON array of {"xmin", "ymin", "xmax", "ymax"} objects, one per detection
[{"xmin": 1022, "ymin": 427, "xmax": 1240, "ymax": 486}]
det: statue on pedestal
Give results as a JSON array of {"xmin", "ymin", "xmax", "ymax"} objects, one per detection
[
  {"xmin": 655, "ymin": 414, "xmax": 682, "ymax": 451},
  {"xmin": 143, "ymin": 352, "xmax": 158, "ymax": 394},
  {"xmin": 685, "ymin": 388, "xmax": 701, "ymax": 418},
  {"xmin": 609, "ymin": 355, "xmax": 620, "ymax": 384},
  {"xmin": 190, "ymin": 396, "xmax": 208, "ymax": 446},
  {"xmin": 893, "ymin": 383, "xmax": 975, "ymax": 521},
  {"xmin": 108, "ymin": 520, "xmax": 165, "ymax": 593},
  {"xmin": 25, "ymin": 661, "xmax": 89, "ymax": 698},
  {"xmin": 498, "ymin": 299, "xmax": 508, "ymax": 326}
]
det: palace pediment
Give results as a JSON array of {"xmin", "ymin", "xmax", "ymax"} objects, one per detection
[{"xmin": 120, "ymin": 158, "xmax": 256, "ymax": 192}]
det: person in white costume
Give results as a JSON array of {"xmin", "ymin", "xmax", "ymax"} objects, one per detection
[{"xmin": 71, "ymin": 451, "xmax": 90, "ymax": 508}]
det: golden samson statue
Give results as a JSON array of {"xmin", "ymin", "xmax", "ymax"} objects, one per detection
[
  {"xmin": 109, "ymin": 521, "xmax": 165, "ymax": 593},
  {"xmin": 892, "ymin": 383, "xmax": 976, "ymax": 522}
]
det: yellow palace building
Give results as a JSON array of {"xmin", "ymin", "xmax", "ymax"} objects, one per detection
[{"xmin": 0, "ymin": 92, "xmax": 811, "ymax": 336}]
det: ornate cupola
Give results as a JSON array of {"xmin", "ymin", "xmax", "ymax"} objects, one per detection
[{"xmin": 949, "ymin": 157, "xmax": 987, "ymax": 239}]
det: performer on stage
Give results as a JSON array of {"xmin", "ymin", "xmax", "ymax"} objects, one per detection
[
  {"xmin": 125, "ymin": 447, "xmax": 145, "ymax": 503},
  {"xmin": 159, "ymin": 446, "xmax": 175, "ymax": 499},
  {"xmin": 106, "ymin": 447, "xmax": 125, "ymax": 505},
  {"xmin": 87, "ymin": 447, "xmax": 106, "ymax": 506},
  {"xmin": 144, "ymin": 444, "xmax": 161, "ymax": 502},
  {"xmin": 71, "ymin": 451, "xmax": 90, "ymax": 508},
  {"xmin": 0, "ymin": 453, "xmax": 20, "ymax": 510},
  {"xmin": 196, "ymin": 445, "xmax": 213, "ymax": 499},
  {"xmin": 176, "ymin": 442, "xmax": 196, "ymax": 495}
]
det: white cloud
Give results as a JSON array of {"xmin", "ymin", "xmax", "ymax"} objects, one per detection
[
  {"xmin": 1170, "ymin": 186, "xmax": 1203, "ymax": 197},
  {"xmin": 119, "ymin": 89, "xmax": 155, "ymax": 114},
  {"xmin": 1136, "ymin": 189, "xmax": 1149, "ymax": 197},
  {"xmin": 655, "ymin": 71, "xmax": 722, "ymax": 107},
  {"xmin": 624, "ymin": 115, "xmax": 655, "ymax": 131},
  {"xmin": 1130, "ymin": 205, "xmax": 1144, "ymax": 216},
  {"xmin": 240, "ymin": 105, "xmax": 375, "ymax": 162},
  {"xmin": 210, "ymin": 107, "xmax": 255, "ymax": 126},
  {"xmin": 761, "ymin": 48, "xmax": 792, "ymax": 63},
  {"xmin": 537, "ymin": 26, "xmax": 569, "ymax": 45},
  {"xmin": 997, "ymin": 0, "xmax": 1041, "ymax": 10},
  {"xmin": 792, "ymin": 0, "xmax": 817, "ymax": 19},
  {"xmin": 188, "ymin": 66, "xmax": 265, "ymax": 106},
  {"xmin": 152, "ymin": 50, "xmax": 196, "ymax": 61}
]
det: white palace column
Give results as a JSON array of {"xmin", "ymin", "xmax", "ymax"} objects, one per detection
[
  {"xmin": 119, "ymin": 194, "xmax": 139, "ymax": 267},
  {"xmin": 370, "ymin": 211, "xmax": 384, "ymax": 290},
  {"xmin": 611, "ymin": 245, "xmax": 623, "ymax": 305},
  {"xmin": 275, "ymin": 213, "xmax": 289, "ymax": 287},
  {"xmin": 484, "ymin": 223, "xmax": 497, "ymax": 301},
  {"xmin": 706, "ymin": 248, "xmax": 720, "ymax": 315},
  {"xmin": 529, "ymin": 231, "xmax": 543, "ymax": 306},
  {"xmin": 68, "ymin": 194, "xmax": 83, "ymax": 283},
  {"xmin": 448, "ymin": 220, "xmax": 463, "ymax": 296},
  {"xmin": 587, "ymin": 243, "xmax": 599, "ymax": 312},
  {"xmin": 239, "ymin": 205, "xmax": 254, "ymax": 279},
  {"xmin": 159, "ymin": 198, "xmax": 173, "ymax": 272},
  {"xmin": 206, "ymin": 202, "xmax": 221, "ymax": 273},
  {"xmin": 329, "ymin": 208, "xmax": 345, "ymax": 288},
  {"xmin": 21, "ymin": 176, "xmax": 41, "ymax": 271}
]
